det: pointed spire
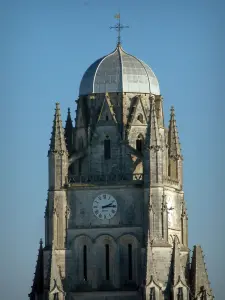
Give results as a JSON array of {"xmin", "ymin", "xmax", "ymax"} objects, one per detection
[
  {"xmin": 171, "ymin": 236, "xmax": 186, "ymax": 286},
  {"xmin": 65, "ymin": 108, "xmax": 73, "ymax": 128},
  {"xmin": 168, "ymin": 106, "xmax": 181, "ymax": 159},
  {"xmin": 149, "ymin": 95, "xmax": 161, "ymax": 150},
  {"xmin": 144, "ymin": 95, "xmax": 163, "ymax": 185},
  {"xmin": 49, "ymin": 103, "xmax": 67, "ymax": 155},
  {"xmin": 64, "ymin": 108, "xmax": 73, "ymax": 153},
  {"xmin": 190, "ymin": 245, "xmax": 213, "ymax": 298},
  {"xmin": 49, "ymin": 244, "xmax": 64, "ymax": 294},
  {"xmin": 29, "ymin": 239, "xmax": 44, "ymax": 298}
]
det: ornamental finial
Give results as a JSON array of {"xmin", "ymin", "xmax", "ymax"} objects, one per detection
[{"xmin": 110, "ymin": 14, "xmax": 129, "ymax": 46}]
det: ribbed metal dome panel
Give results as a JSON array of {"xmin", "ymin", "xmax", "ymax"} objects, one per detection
[{"xmin": 79, "ymin": 45, "xmax": 160, "ymax": 96}]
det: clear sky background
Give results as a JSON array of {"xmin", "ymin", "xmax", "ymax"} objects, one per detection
[{"xmin": 0, "ymin": 0, "xmax": 224, "ymax": 299}]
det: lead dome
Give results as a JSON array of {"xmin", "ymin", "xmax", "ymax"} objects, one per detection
[{"xmin": 79, "ymin": 44, "xmax": 160, "ymax": 96}]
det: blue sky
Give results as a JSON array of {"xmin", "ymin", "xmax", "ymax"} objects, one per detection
[{"xmin": 0, "ymin": 0, "xmax": 224, "ymax": 299}]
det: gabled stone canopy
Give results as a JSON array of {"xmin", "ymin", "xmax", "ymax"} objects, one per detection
[
  {"xmin": 190, "ymin": 245, "xmax": 214, "ymax": 299},
  {"xmin": 29, "ymin": 239, "xmax": 44, "ymax": 300}
]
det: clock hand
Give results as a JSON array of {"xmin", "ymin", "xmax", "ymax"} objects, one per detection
[
  {"xmin": 102, "ymin": 202, "xmax": 116, "ymax": 209},
  {"xmin": 102, "ymin": 204, "xmax": 111, "ymax": 209},
  {"xmin": 102, "ymin": 204, "xmax": 109, "ymax": 209}
]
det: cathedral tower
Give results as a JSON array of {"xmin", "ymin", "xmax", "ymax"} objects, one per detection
[{"xmin": 29, "ymin": 43, "xmax": 214, "ymax": 300}]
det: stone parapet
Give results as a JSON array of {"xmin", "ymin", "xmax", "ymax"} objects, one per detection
[{"xmin": 66, "ymin": 173, "xmax": 144, "ymax": 186}]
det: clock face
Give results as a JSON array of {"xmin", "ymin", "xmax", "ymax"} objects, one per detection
[{"xmin": 92, "ymin": 194, "xmax": 117, "ymax": 220}]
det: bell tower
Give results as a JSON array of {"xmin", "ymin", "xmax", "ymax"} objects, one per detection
[{"xmin": 29, "ymin": 43, "xmax": 214, "ymax": 300}]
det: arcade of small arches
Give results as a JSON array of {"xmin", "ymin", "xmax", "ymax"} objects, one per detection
[{"xmin": 70, "ymin": 233, "xmax": 141, "ymax": 287}]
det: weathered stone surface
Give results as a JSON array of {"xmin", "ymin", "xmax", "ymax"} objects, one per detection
[{"xmin": 30, "ymin": 52, "xmax": 213, "ymax": 300}]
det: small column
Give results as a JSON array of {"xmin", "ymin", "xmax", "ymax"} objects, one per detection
[
  {"xmin": 181, "ymin": 201, "xmax": 188, "ymax": 247},
  {"xmin": 161, "ymin": 191, "xmax": 168, "ymax": 241},
  {"xmin": 144, "ymin": 94, "xmax": 164, "ymax": 186}
]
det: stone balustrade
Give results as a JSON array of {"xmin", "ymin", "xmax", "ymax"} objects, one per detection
[
  {"xmin": 66, "ymin": 173, "xmax": 144, "ymax": 185},
  {"xmin": 163, "ymin": 176, "xmax": 180, "ymax": 187}
]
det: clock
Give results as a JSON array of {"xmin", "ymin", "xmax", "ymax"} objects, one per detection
[{"xmin": 92, "ymin": 194, "xmax": 118, "ymax": 220}]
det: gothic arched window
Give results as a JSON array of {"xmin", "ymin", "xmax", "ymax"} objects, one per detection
[
  {"xmin": 105, "ymin": 244, "xmax": 110, "ymax": 280},
  {"xmin": 150, "ymin": 287, "xmax": 155, "ymax": 300},
  {"xmin": 104, "ymin": 136, "xmax": 111, "ymax": 160},
  {"xmin": 128, "ymin": 244, "xmax": 133, "ymax": 280},
  {"xmin": 137, "ymin": 114, "xmax": 144, "ymax": 123},
  {"xmin": 83, "ymin": 245, "xmax": 87, "ymax": 281},
  {"xmin": 136, "ymin": 134, "xmax": 144, "ymax": 152},
  {"xmin": 168, "ymin": 163, "xmax": 171, "ymax": 177},
  {"xmin": 177, "ymin": 287, "xmax": 183, "ymax": 300},
  {"xmin": 53, "ymin": 293, "xmax": 59, "ymax": 300}
]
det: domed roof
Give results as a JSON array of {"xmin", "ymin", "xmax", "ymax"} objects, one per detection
[{"xmin": 79, "ymin": 44, "xmax": 160, "ymax": 96}]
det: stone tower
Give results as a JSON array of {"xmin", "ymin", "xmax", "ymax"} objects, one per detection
[{"xmin": 29, "ymin": 44, "xmax": 214, "ymax": 300}]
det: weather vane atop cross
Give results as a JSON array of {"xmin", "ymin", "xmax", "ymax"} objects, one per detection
[{"xmin": 110, "ymin": 14, "xmax": 129, "ymax": 46}]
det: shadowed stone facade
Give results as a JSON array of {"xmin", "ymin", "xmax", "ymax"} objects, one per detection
[{"xmin": 29, "ymin": 44, "xmax": 214, "ymax": 300}]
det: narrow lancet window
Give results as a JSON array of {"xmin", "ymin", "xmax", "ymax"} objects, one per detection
[
  {"xmin": 83, "ymin": 245, "xmax": 87, "ymax": 281},
  {"xmin": 150, "ymin": 287, "xmax": 155, "ymax": 300},
  {"xmin": 105, "ymin": 244, "xmax": 110, "ymax": 280},
  {"xmin": 53, "ymin": 293, "xmax": 59, "ymax": 300},
  {"xmin": 104, "ymin": 136, "xmax": 111, "ymax": 160},
  {"xmin": 177, "ymin": 287, "xmax": 183, "ymax": 300},
  {"xmin": 168, "ymin": 163, "xmax": 171, "ymax": 177},
  {"xmin": 136, "ymin": 134, "xmax": 144, "ymax": 152},
  {"xmin": 128, "ymin": 244, "xmax": 133, "ymax": 280}
]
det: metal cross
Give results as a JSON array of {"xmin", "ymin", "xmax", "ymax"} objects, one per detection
[{"xmin": 110, "ymin": 14, "xmax": 129, "ymax": 46}]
